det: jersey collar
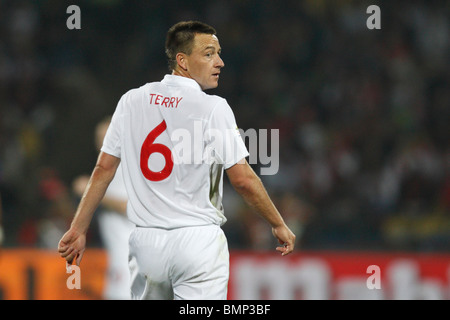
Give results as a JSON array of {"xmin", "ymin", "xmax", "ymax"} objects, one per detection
[{"xmin": 162, "ymin": 74, "xmax": 203, "ymax": 92}]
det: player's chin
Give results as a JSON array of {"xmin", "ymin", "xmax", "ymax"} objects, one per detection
[
  {"xmin": 203, "ymin": 80, "xmax": 219, "ymax": 90},
  {"xmin": 211, "ymin": 77, "xmax": 220, "ymax": 88}
]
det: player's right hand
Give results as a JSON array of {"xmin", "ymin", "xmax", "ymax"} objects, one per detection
[{"xmin": 58, "ymin": 228, "xmax": 86, "ymax": 266}]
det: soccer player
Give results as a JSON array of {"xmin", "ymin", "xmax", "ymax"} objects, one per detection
[{"xmin": 58, "ymin": 21, "xmax": 295, "ymax": 300}]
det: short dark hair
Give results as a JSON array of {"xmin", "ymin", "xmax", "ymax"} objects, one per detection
[{"xmin": 165, "ymin": 21, "xmax": 217, "ymax": 71}]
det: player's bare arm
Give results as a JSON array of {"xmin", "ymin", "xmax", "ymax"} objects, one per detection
[
  {"xmin": 58, "ymin": 151, "xmax": 120, "ymax": 265},
  {"xmin": 226, "ymin": 159, "xmax": 296, "ymax": 256}
]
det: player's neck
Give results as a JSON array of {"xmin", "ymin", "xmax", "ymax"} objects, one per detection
[{"xmin": 172, "ymin": 68, "xmax": 192, "ymax": 80}]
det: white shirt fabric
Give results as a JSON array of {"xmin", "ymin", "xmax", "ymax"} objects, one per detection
[{"xmin": 101, "ymin": 74, "xmax": 248, "ymax": 229}]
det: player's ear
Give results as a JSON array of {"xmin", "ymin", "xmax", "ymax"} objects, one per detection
[{"xmin": 176, "ymin": 53, "xmax": 188, "ymax": 71}]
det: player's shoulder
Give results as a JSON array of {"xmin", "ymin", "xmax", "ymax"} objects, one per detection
[
  {"xmin": 194, "ymin": 92, "xmax": 232, "ymax": 120},
  {"xmin": 208, "ymin": 93, "xmax": 232, "ymax": 112},
  {"xmin": 197, "ymin": 91, "xmax": 228, "ymax": 108}
]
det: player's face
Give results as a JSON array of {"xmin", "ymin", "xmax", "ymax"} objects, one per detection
[{"xmin": 185, "ymin": 33, "xmax": 224, "ymax": 90}]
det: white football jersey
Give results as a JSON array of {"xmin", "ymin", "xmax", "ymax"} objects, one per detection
[{"xmin": 101, "ymin": 75, "xmax": 249, "ymax": 229}]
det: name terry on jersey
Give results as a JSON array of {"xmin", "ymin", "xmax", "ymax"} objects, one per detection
[{"xmin": 149, "ymin": 93, "xmax": 183, "ymax": 108}]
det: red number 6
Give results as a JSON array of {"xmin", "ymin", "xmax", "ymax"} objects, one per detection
[{"xmin": 140, "ymin": 120, "xmax": 173, "ymax": 181}]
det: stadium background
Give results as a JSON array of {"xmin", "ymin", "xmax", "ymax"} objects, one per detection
[{"xmin": 0, "ymin": 0, "xmax": 449, "ymax": 299}]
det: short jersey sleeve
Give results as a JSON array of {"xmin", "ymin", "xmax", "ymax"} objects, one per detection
[
  {"xmin": 207, "ymin": 99, "xmax": 249, "ymax": 169},
  {"xmin": 101, "ymin": 95, "xmax": 125, "ymax": 158}
]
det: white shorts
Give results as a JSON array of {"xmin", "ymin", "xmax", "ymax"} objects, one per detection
[{"xmin": 128, "ymin": 225, "xmax": 229, "ymax": 300}]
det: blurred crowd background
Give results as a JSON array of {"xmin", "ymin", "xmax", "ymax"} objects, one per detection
[{"xmin": 0, "ymin": 0, "xmax": 448, "ymax": 252}]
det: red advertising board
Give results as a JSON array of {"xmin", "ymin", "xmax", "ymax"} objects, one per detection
[{"xmin": 229, "ymin": 251, "xmax": 450, "ymax": 299}]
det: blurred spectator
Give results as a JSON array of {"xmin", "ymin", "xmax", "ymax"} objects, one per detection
[{"xmin": 36, "ymin": 167, "xmax": 73, "ymax": 248}]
